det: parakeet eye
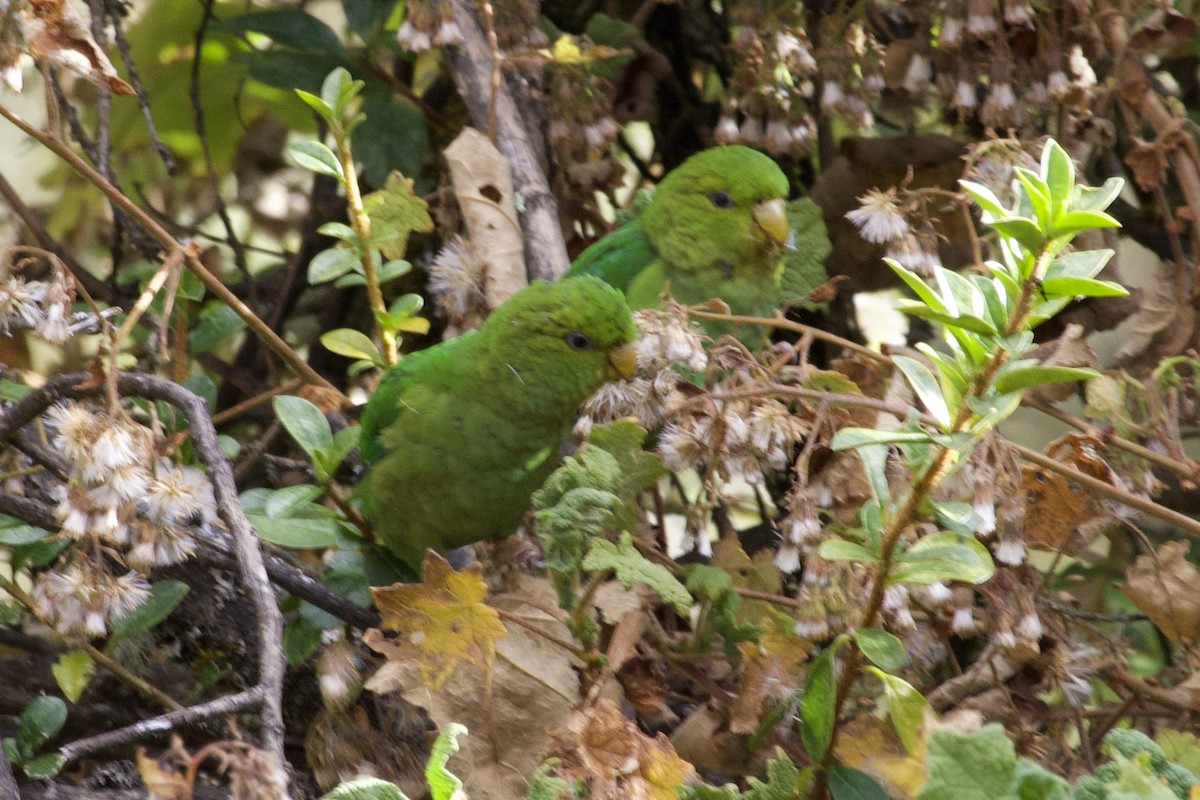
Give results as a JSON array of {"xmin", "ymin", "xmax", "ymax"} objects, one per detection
[
  {"xmin": 708, "ymin": 190, "xmax": 734, "ymax": 209},
  {"xmin": 564, "ymin": 331, "xmax": 593, "ymax": 351}
]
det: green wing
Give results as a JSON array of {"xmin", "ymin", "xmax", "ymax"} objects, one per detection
[
  {"xmin": 563, "ymin": 218, "xmax": 659, "ymax": 294},
  {"xmin": 357, "ymin": 331, "xmax": 474, "ymax": 465}
]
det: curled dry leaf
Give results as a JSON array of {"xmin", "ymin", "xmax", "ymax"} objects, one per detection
[
  {"xmin": 548, "ymin": 697, "xmax": 696, "ymax": 800},
  {"xmin": 21, "ymin": 0, "xmax": 135, "ymax": 96},
  {"xmin": 1115, "ymin": 264, "xmax": 1197, "ymax": 375},
  {"xmin": 1125, "ymin": 137, "xmax": 1169, "ymax": 191},
  {"xmin": 136, "ymin": 745, "xmax": 189, "ymax": 800},
  {"xmin": 444, "ymin": 127, "xmax": 527, "ymax": 308},
  {"xmin": 606, "ymin": 604, "xmax": 648, "ymax": 673},
  {"xmin": 1121, "ymin": 540, "xmax": 1200, "ymax": 645}
]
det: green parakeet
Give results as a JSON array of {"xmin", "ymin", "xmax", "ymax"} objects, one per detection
[
  {"xmin": 354, "ymin": 275, "xmax": 638, "ymax": 570},
  {"xmin": 564, "ymin": 145, "xmax": 791, "ymax": 340}
]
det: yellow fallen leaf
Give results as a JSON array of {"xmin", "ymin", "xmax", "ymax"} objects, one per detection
[{"xmin": 368, "ymin": 551, "xmax": 507, "ymax": 691}]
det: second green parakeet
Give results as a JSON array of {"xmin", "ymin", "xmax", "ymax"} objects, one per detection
[
  {"xmin": 354, "ymin": 275, "xmax": 637, "ymax": 571},
  {"xmin": 564, "ymin": 145, "xmax": 791, "ymax": 341}
]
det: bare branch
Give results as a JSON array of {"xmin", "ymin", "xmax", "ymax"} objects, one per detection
[
  {"xmin": 446, "ymin": 0, "xmax": 568, "ymax": 281},
  {"xmin": 57, "ymin": 688, "xmax": 266, "ymax": 765}
]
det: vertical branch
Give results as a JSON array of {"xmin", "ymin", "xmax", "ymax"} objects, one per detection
[
  {"xmin": 333, "ymin": 131, "xmax": 397, "ymax": 365},
  {"xmin": 446, "ymin": 0, "xmax": 569, "ymax": 281}
]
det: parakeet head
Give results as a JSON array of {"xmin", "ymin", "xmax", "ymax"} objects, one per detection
[
  {"xmin": 483, "ymin": 276, "xmax": 637, "ymax": 412},
  {"xmin": 642, "ymin": 145, "xmax": 790, "ymax": 279}
]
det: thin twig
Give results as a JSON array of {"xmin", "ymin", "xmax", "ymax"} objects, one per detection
[
  {"xmin": 0, "ymin": 576, "xmax": 184, "ymax": 712},
  {"xmin": 0, "ymin": 101, "xmax": 344, "ymax": 401},
  {"xmin": 1024, "ymin": 397, "xmax": 1200, "ymax": 481},
  {"xmin": 687, "ymin": 309, "xmax": 884, "ymax": 361},
  {"xmin": 57, "ymin": 687, "xmax": 266, "ymax": 765},
  {"xmin": 82, "ymin": 643, "xmax": 184, "ymax": 712},
  {"xmin": 100, "ymin": 0, "xmax": 175, "ymax": 173}
]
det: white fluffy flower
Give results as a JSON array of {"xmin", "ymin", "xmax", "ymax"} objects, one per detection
[
  {"xmin": 91, "ymin": 425, "xmax": 140, "ymax": 474},
  {"xmin": 951, "ymin": 606, "xmax": 975, "ymax": 635},
  {"xmin": 994, "ymin": 537, "xmax": 1026, "ymax": 566},
  {"xmin": 846, "ymin": 189, "xmax": 909, "ymax": 244},
  {"xmin": 0, "ymin": 276, "xmax": 45, "ymax": 332},
  {"xmin": 143, "ymin": 460, "xmax": 217, "ymax": 525},
  {"xmin": 1015, "ymin": 612, "xmax": 1042, "ymax": 642},
  {"xmin": 658, "ymin": 422, "xmax": 707, "ymax": 471},
  {"xmin": 714, "ymin": 115, "xmax": 739, "ymax": 144},
  {"xmin": 396, "ymin": 20, "xmax": 432, "ymax": 51}
]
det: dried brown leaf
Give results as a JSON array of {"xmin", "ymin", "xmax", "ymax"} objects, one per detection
[
  {"xmin": 1121, "ymin": 540, "xmax": 1200, "ymax": 644},
  {"xmin": 1115, "ymin": 266, "xmax": 1197, "ymax": 374},
  {"xmin": 366, "ymin": 579, "xmax": 581, "ymax": 800},
  {"xmin": 547, "ymin": 698, "xmax": 696, "ymax": 800},
  {"xmin": 444, "ymin": 128, "xmax": 526, "ymax": 308},
  {"xmin": 1020, "ymin": 434, "xmax": 1114, "ymax": 554},
  {"xmin": 21, "ymin": 0, "xmax": 134, "ymax": 95},
  {"xmin": 136, "ymin": 747, "xmax": 189, "ymax": 800},
  {"xmin": 593, "ymin": 579, "xmax": 648, "ymax": 625},
  {"xmin": 617, "ymin": 655, "xmax": 673, "ymax": 722},
  {"xmin": 1125, "ymin": 137, "xmax": 1169, "ymax": 191},
  {"xmin": 730, "ymin": 644, "xmax": 770, "ymax": 735},
  {"xmin": 606, "ymin": 607, "xmax": 648, "ymax": 672}
]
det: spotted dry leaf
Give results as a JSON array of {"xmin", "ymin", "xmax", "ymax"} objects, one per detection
[
  {"xmin": 1020, "ymin": 433, "xmax": 1115, "ymax": 554},
  {"xmin": 21, "ymin": 0, "xmax": 135, "ymax": 96},
  {"xmin": 367, "ymin": 551, "xmax": 507, "ymax": 691}
]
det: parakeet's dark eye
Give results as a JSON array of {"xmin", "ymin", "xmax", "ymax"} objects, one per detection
[
  {"xmin": 708, "ymin": 191, "xmax": 734, "ymax": 209},
  {"xmin": 564, "ymin": 331, "xmax": 593, "ymax": 351}
]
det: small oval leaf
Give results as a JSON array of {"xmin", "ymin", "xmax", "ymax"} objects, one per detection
[{"xmin": 274, "ymin": 395, "xmax": 334, "ymax": 458}]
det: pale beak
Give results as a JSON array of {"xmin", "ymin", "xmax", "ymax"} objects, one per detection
[
  {"xmin": 607, "ymin": 341, "xmax": 638, "ymax": 380},
  {"xmin": 752, "ymin": 197, "xmax": 790, "ymax": 246}
]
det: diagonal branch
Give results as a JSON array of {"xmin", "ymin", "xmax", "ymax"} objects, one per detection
[{"xmin": 0, "ymin": 101, "xmax": 345, "ymax": 403}]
